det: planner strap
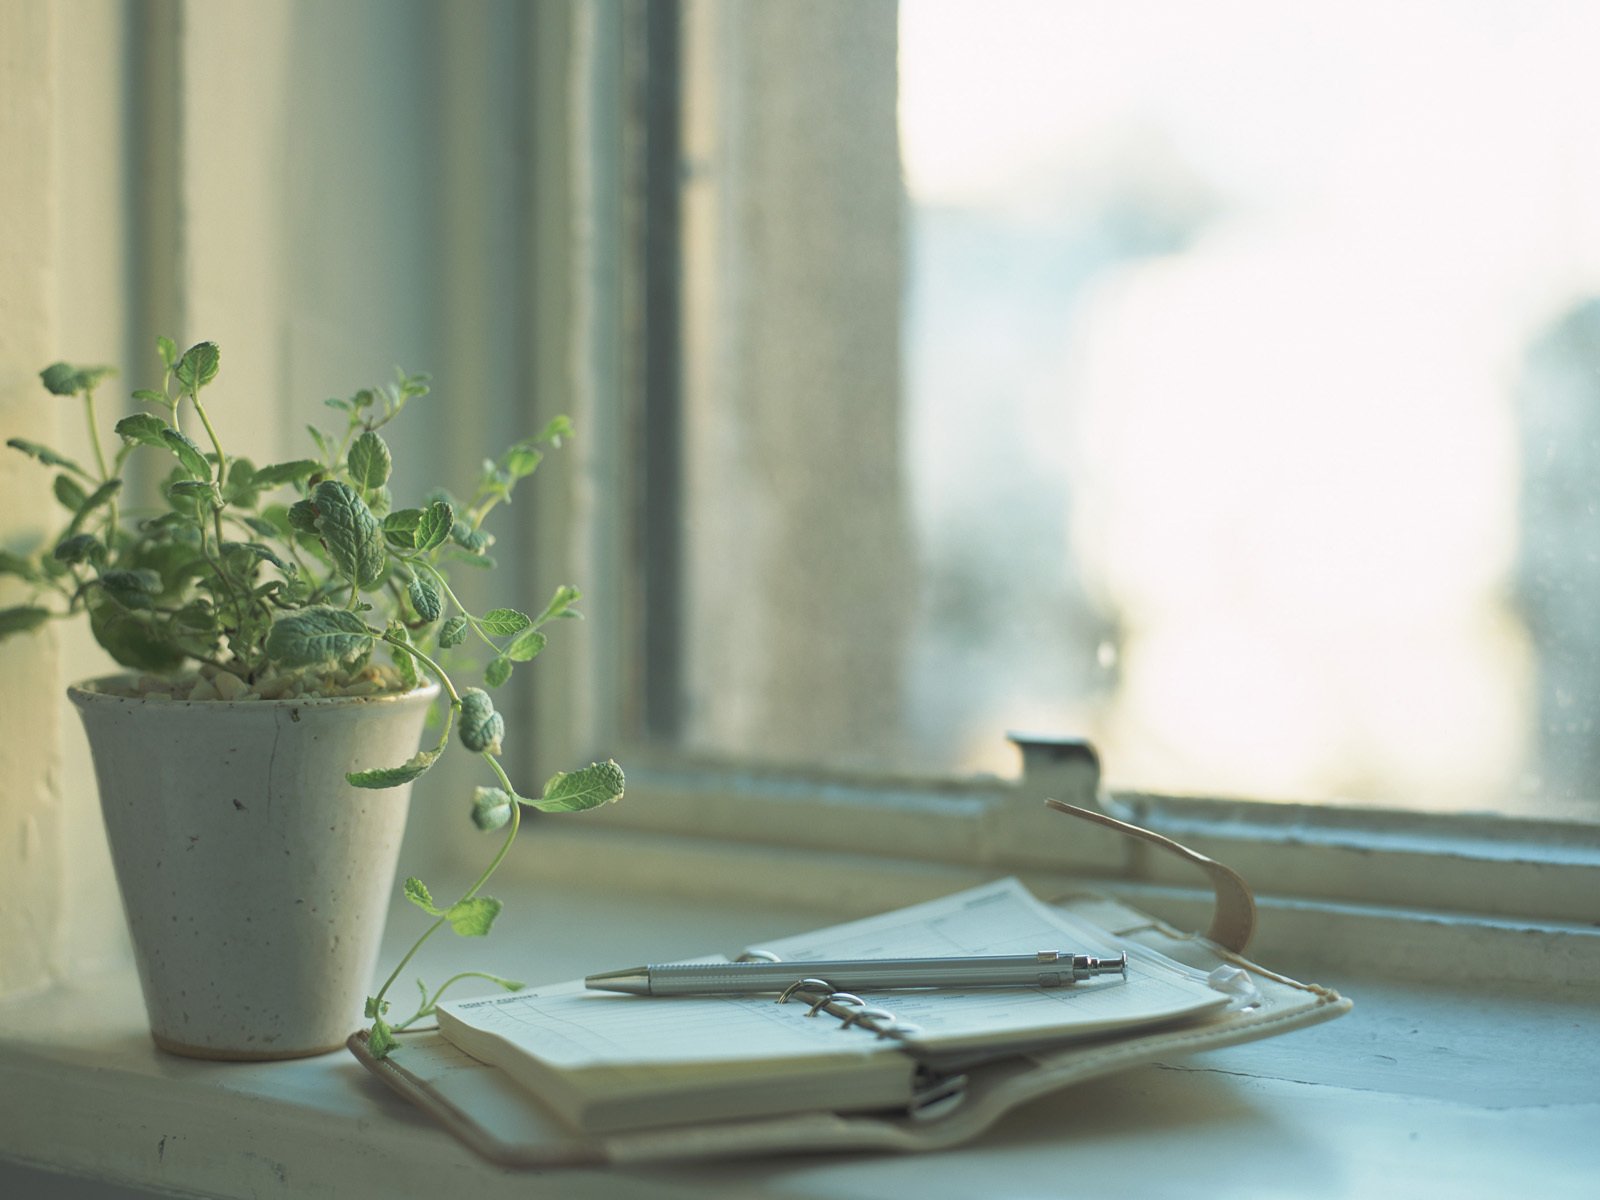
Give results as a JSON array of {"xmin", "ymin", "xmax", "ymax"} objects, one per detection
[{"xmin": 1044, "ymin": 798, "xmax": 1258, "ymax": 953}]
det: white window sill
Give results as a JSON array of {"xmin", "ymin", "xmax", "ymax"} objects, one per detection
[{"xmin": 2, "ymin": 861, "xmax": 1596, "ymax": 1199}]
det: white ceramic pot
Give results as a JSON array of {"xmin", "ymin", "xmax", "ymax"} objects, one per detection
[{"xmin": 68, "ymin": 675, "xmax": 440, "ymax": 1060}]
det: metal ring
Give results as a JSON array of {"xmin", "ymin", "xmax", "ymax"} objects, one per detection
[
  {"xmin": 777, "ymin": 978, "xmax": 835, "ymax": 1006},
  {"xmin": 837, "ymin": 1004, "xmax": 896, "ymax": 1030}
]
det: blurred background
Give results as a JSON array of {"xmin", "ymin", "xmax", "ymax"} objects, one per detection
[{"xmin": 5, "ymin": 0, "xmax": 1599, "ymax": 991}]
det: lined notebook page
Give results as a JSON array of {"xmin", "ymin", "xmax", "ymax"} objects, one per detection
[{"xmin": 437, "ymin": 878, "xmax": 1226, "ymax": 1071}]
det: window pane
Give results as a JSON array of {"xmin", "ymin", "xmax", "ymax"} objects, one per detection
[{"xmin": 900, "ymin": 0, "xmax": 1600, "ymax": 816}]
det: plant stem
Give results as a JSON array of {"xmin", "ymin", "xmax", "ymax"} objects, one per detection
[
  {"xmin": 380, "ymin": 633, "xmax": 462, "ymax": 704},
  {"xmin": 369, "ymin": 761, "xmax": 523, "ymax": 1017},
  {"xmin": 415, "ymin": 561, "xmax": 501, "ymax": 656},
  {"xmin": 188, "ymin": 392, "xmax": 230, "ymax": 552},
  {"xmin": 81, "ymin": 388, "xmax": 120, "ymax": 548}
]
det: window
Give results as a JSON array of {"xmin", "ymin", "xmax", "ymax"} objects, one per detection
[{"xmin": 638, "ymin": 0, "xmax": 1600, "ymax": 828}]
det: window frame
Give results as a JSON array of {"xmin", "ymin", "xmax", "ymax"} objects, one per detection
[{"xmin": 512, "ymin": 0, "xmax": 1600, "ymax": 942}]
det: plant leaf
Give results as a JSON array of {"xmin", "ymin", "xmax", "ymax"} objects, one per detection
[
  {"xmin": 174, "ymin": 341, "xmax": 220, "ymax": 391},
  {"xmin": 251, "ymin": 459, "xmax": 321, "ymax": 489},
  {"xmin": 114, "ymin": 413, "xmax": 169, "ymax": 448},
  {"xmin": 408, "ymin": 576, "xmax": 442, "ymax": 623},
  {"xmin": 160, "ymin": 427, "xmax": 212, "ymax": 480},
  {"xmin": 53, "ymin": 474, "xmax": 89, "ymax": 513},
  {"xmin": 347, "ymin": 431, "xmax": 392, "ymax": 490},
  {"xmin": 0, "ymin": 606, "xmax": 51, "ymax": 637},
  {"xmin": 415, "ymin": 500, "xmax": 454, "ymax": 554},
  {"xmin": 484, "ymin": 655, "xmax": 513, "ymax": 687},
  {"xmin": 312, "ymin": 480, "xmax": 386, "ymax": 589},
  {"xmin": 347, "ymin": 745, "xmax": 442, "ymax": 789},
  {"xmin": 444, "ymin": 896, "xmax": 502, "ymax": 937},
  {"xmin": 264, "ymin": 605, "xmax": 374, "ymax": 668},
  {"xmin": 52, "ymin": 533, "xmax": 103, "ymax": 565},
  {"xmin": 86, "ymin": 590, "xmax": 184, "ymax": 671},
  {"xmin": 478, "ymin": 608, "xmax": 531, "ymax": 637},
  {"xmin": 470, "ymin": 786, "xmax": 515, "ymax": 831},
  {"xmin": 534, "ymin": 585, "xmax": 582, "ymax": 625},
  {"xmin": 457, "ymin": 688, "xmax": 504, "ymax": 754},
  {"xmin": 68, "ymin": 479, "xmax": 122, "ymax": 535},
  {"xmin": 504, "ymin": 628, "xmax": 547, "ymax": 663},
  {"xmin": 156, "ymin": 335, "xmax": 177, "ymax": 370},
  {"xmin": 367, "ymin": 1017, "xmax": 396, "ymax": 1059},
  {"xmin": 0, "ymin": 551, "xmax": 39, "ymax": 582},
  {"xmin": 439, "ymin": 616, "xmax": 468, "ymax": 648},
  {"xmin": 7, "ymin": 437, "xmax": 89, "ymax": 478},
  {"xmin": 533, "ymin": 760, "xmax": 625, "ymax": 813},
  {"xmin": 403, "ymin": 876, "xmax": 438, "ymax": 914}
]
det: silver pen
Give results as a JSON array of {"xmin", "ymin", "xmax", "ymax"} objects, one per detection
[{"xmin": 585, "ymin": 950, "xmax": 1129, "ymax": 996}]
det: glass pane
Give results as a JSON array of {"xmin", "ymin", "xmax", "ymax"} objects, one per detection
[{"xmin": 899, "ymin": 0, "xmax": 1600, "ymax": 817}]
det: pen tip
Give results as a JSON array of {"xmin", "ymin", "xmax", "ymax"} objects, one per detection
[{"xmin": 585, "ymin": 968, "xmax": 651, "ymax": 996}]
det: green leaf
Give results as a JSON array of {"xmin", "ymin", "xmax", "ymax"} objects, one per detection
[
  {"xmin": 415, "ymin": 500, "xmax": 454, "ymax": 554},
  {"xmin": 347, "ymin": 431, "xmax": 392, "ymax": 490},
  {"xmin": 347, "ymin": 745, "xmax": 442, "ymax": 789},
  {"xmin": 167, "ymin": 479, "xmax": 218, "ymax": 505},
  {"xmin": 382, "ymin": 508, "xmax": 423, "ymax": 551},
  {"xmin": 367, "ymin": 1016, "xmax": 396, "ymax": 1059},
  {"xmin": 451, "ymin": 522, "xmax": 492, "ymax": 554},
  {"xmin": 0, "ymin": 551, "xmax": 39, "ymax": 581},
  {"xmin": 40, "ymin": 363, "xmax": 79, "ymax": 396},
  {"xmin": 385, "ymin": 620, "xmax": 421, "ymax": 690},
  {"xmin": 250, "ymin": 459, "xmax": 320, "ymax": 489},
  {"xmin": 312, "ymin": 480, "xmax": 386, "ymax": 589},
  {"xmin": 439, "ymin": 616, "xmax": 468, "ymax": 648},
  {"xmin": 503, "ymin": 441, "xmax": 542, "ymax": 480},
  {"xmin": 96, "ymin": 569, "xmax": 162, "ymax": 606},
  {"xmin": 222, "ymin": 458, "xmax": 259, "ymax": 506},
  {"xmin": 535, "ymin": 585, "xmax": 582, "ymax": 625},
  {"xmin": 470, "ymin": 786, "xmax": 515, "ymax": 831},
  {"xmin": 457, "ymin": 688, "xmax": 504, "ymax": 754},
  {"xmin": 156, "ymin": 335, "xmax": 177, "ymax": 370},
  {"xmin": 86, "ymin": 590, "xmax": 184, "ymax": 671},
  {"xmin": 173, "ymin": 341, "xmax": 220, "ymax": 392},
  {"xmin": 132, "ymin": 388, "xmax": 168, "ymax": 408},
  {"xmin": 52, "ymin": 533, "xmax": 102, "ymax": 565},
  {"xmin": 53, "ymin": 474, "xmax": 89, "ymax": 512},
  {"xmin": 0, "ymin": 606, "xmax": 51, "ymax": 637},
  {"xmin": 504, "ymin": 628, "xmax": 547, "ymax": 663},
  {"xmin": 403, "ymin": 876, "xmax": 438, "ymax": 913},
  {"xmin": 39, "ymin": 362, "xmax": 114, "ymax": 396},
  {"xmin": 114, "ymin": 413, "xmax": 169, "ymax": 448},
  {"xmin": 537, "ymin": 415, "xmax": 574, "ymax": 447},
  {"xmin": 7, "ymin": 437, "xmax": 89, "ymax": 478},
  {"xmin": 69, "ymin": 480, "xmax": 122, "ymax": 532},
  {"xmin": 484, "ymin": 656, "xmax": 513, "ymax": 688},
  {"xmin": 264, "ymin": 605, "xmax": 374, "ymax": 668},
  {"xmin": 444, "ymin": 896, "xmax": 502, "ymax": 937},
  {"xmin": 220, "ymin": 541, "xmax": 294, "ymax": 574},
  {"xmin": 534, "ymin": 760, "xmax": 625, "ymax": 813},
  {"xmin": 160, "ymin": 427, "xmax": 211, "ymax": 479},
  {"xmin": 478, "ymin": 608, "xmax": 531, "ymax": 637},
  {"xmin": 287, "ymin": 498, "xmax": 320, "ymax": 533},
  {"xmin": 306, "ymin": 424, "xmax": 331, "ymax": 461},
  {"xmin": 408, "ymin": 576, "xmax": 442, "ymax": 623}
]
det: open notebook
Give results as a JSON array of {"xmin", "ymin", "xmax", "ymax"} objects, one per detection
[
  {"xmin": 432, "ymin": 880, "xmax": 1236, "ymax": 1135},
  {"xmin": 349, "ymin": 803, "xmax": 1351, "ymax": 1166}
]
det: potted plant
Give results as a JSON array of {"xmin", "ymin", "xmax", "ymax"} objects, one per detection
[{"xmin": 0, "ymin": 338, "xmax": 623, "ymax": 1060}]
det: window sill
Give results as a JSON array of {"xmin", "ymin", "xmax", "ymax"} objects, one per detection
[{"xmin": 2, "ymin": 872, "xmax": 1595, "ymax": 1198}]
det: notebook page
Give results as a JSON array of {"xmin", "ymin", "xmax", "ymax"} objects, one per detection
[
  {"xmin": 441, "ymin": 977, "xmax": 894, "ymax": 1070},
  {"xmin": 742, "ymin": 877, "xmax": 1228, "ymax": 1053},
  {"xmin": 438, "ymin": 878, "xmax": 1226, "ymax": 1071}
]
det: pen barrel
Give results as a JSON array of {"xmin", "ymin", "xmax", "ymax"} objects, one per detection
[{"xmin": 644, "ymin": 953, "xmax": 1121, "ymax": 995}]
